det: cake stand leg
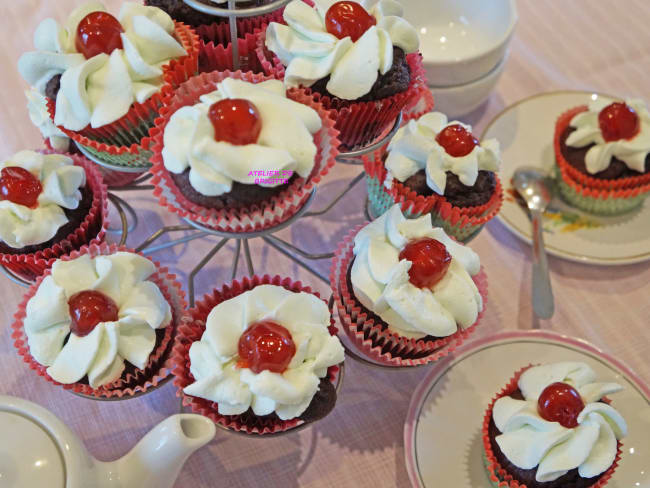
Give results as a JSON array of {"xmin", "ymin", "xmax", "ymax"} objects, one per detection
[
  {"xmin": 189, "ymin": 237, "xmax": 230, "ymax": 307},
  {"xmin": 243, "ymin": 238, "xmax": 255, "ymax": 277},
  {"xmin": 262, "ymin": 236, "xmax": 329, "ymax": 284},
  {"xmin": 302, "ymin": 172, "xmax": 365, "ymax": 218},
  {"xmin": 231, "ymin": 239, "xmax": 242, "ymax": 280}
]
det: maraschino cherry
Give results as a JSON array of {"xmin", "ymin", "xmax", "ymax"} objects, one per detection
[
  {"xmin": 76, "ymin": 11, "xmax": 124, "ymax": 59},
  {"xmin": 537, "ymin": 382, "xmax": 585, "ymax": 428},
  {"xmin": 0, "ymin": 167, "xmax": 43, "ymax": 208},
  {"xmin": 325, "ymin": 1, "xmax": 376, "ymax": 42},
  {"xmin": 237, "ymin": 320, "xmax": 296, "ymax": 374},
  {"xmin": 68, "ymin": 290, "xmax": 119, "ymax": 337},
  {"xmin": 598, "ymin": 102, "xmax": 640, "ymax": 142},
  {"xmin": 436, "ymin": 124, "xmax": 479, "ymax": 157},
  {"xmin": 399, "ymin": 238, "xmax": 452, "ymax": 289},
  {"xmin": 208, "ymin": 99, "xmax": 262, "ymax": 146}
]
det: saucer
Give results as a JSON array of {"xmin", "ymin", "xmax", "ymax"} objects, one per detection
[
  {"xmin": 404, "ymin": 330, "xmax": 650, "ymax": 488},
  {"xmin": 482, "ymin": 90, "xmax": 650, "ymax": 265}
]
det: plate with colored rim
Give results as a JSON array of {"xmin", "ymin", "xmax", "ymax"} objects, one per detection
[
  {"xmin": 482, "ymin": 90, "xmax": 650, "ymax": 266},
  {"xmin": 404, "ymin": 330, "xmax": 650, "ymax": 488}
]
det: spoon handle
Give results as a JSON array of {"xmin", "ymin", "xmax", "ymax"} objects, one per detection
[{"xmin": 531, "ymin": 209, "xmax": 554, "ymax": 319}]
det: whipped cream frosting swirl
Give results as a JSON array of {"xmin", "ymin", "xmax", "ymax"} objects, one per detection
[
  {"xmin": 184, "ymin": 285, "xmax": 345, "ymax": 420},
  {"xmin": 25, "ymin": 89, "xmax": 70, "ymax": 152},
  {"xmin": 351, "ymin": 204, "xmax": 482, "ymax": 339},
  {"xmin": 0, "ymin": 151, "xmax": 86, "ymax": 249},
  {"xmin": 24, "ymin": 252, "xmax": 172, "ymax": 388},
  {"xmin": 385, "ymin": 112, "xmax": 500, "ymax": 195},
  {"xmin": 163, "ymin": 78, "xmax": 322, "ymax": 197},
  {"xmin": 265, "ymin": 0, "xmax": 419, "ymax": 100},
  {"xmin": 493, "ymin": 362, "xmax": 628, "ymax": 482},
  {"xmin": 566, "ymin": 98, "xmax": 650, "ymax": 175},
  {"xmin": 18, "ymin": 2, "xmax": 187, "ymax": 131}
]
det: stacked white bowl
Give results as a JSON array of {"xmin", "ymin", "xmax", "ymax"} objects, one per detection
[{"xmin": 401, "ymin": 0, "xmax": 518, "ymax": 118}]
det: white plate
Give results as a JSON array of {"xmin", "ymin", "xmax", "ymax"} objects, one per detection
[
  {"xmin": 404, "ymin": 330, "xmax": 650, "ymax": 488},
  {"xmin": 482, "ymin": 91, "xmax": 650, "ymax": 265}
]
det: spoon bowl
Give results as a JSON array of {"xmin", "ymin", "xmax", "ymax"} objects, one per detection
[{"xmin": 512, "ymin": 167, "xmax": 554, "ymax": 212}]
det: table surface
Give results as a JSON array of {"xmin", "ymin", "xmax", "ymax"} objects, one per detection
[{"xmin": 1, "ymin": 1, "xmax": 649, "ymax": 487}]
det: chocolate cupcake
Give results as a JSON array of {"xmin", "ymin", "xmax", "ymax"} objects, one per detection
[
  {"xmin": 554, "ymin": 99, "xmax": 650, "ymax": 215},
  {"xmin": 261, "ymin": 0, "xmax": 424, "ymax": 148},
  {"xmin": 17, "ymin": 1, "xmax": 198, "ymax": 168},
  {"xmin": 483, "ymin": 362, "xmax": 627, "ymax": 488},
  {"xmin": 172, "ymin": 277, "xmax": 345, "ymax": 435},
  {"xmin": 364, "ymin": 111, "xmax": 504, "ymax": 241},
  {"xmin": 0, "ymin": 150, "xmax": 107, "ymax": 280},
  {"xmin": 13, "ymin": 247, "xmax": 185, "ymax": 399},
  {"xmin": 151, "ymin": 71, "xmax": 339, "ymax": 233}
]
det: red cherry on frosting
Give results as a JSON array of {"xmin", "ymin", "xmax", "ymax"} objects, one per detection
[
  {"xmin": 598, "ymin": 102, "xmax": 640, "ymax": 142},
  {"xmin": 435, "ymin": 124, "xmax": 479, "ymax": 157},
  {"xmin": 208, "ymin": 99, "xmax": 262, "ymax": 146},
  {"xmin": 399, "ymin": 238, "xmax": 452, "ymax": 289},
  {"xmin": 538, "ymin": 382, "xmax": 585, "ymax": 428},
  {"xmin": 325, "ymin": 1, "xmax": 377, "ymax": 42},
  {"xmin": 237, "ymin": 320, "xmax": 296, "ymax": 374},
  {"xmin": 75, "ymin": 11, "xmax": 124, "ymax": 59},
  {"xmin": 68, "ymin": 290, "xmax": 119, "ymax": 337},
  {"xmin": 0, "ymin": 166, "xmax": 43, "ymax": 208}
]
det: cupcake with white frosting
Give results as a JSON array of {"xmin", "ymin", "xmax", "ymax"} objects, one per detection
[
  {"xmin": 18, "ymin": 1, "xmax": 199, "ymax": 168},
  {"xmin": 0, "ymin": 150, "xmax": 107, "ymax": 281},
  {"xmin": 364, "ymin": 111, "xmax": 504, "ymax": 242},
  {"xmin": 12, "ymin": 245, "xmax": 185, "ymax": 399},
  {"xmin": 555, "ymin": 98, "xmax": 650, "ymax": 214},
  {"xmin": 483, "ymin": 362, "xmax": 627, "ymax": 488},
  {"xmin": 172, "ymin": 276, "xmax": 345, "ymax": 434},
  {"xmin": 331, "ymin": 204, "xmax": 488, "ymax": 366},
  {"xmin": 259, "ymin": 0, "xmax": 425, "ymax": 149},
  {"xmin": 150, "ymin": 70, "xmax": 339, "ymax": 232}
]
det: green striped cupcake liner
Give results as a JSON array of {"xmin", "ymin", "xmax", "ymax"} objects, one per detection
[{"xmin": 365, "ymin": 174, "xmax": 427, "ymax": 219}]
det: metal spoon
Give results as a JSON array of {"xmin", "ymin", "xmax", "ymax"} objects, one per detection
[{"xmin": 512, "ymin": 167, "xmax": 555, "ymax": 319}]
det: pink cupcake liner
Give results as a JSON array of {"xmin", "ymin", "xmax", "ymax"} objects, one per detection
[
  {"xmin": 150, "ymin": 70, "xmax": 339, "ymax": 233},
  {"xmin": 10, "ymin": 243, "xmax": 187, "ymax": 399},
  {"xmin": 195, "ymin": 7, "xmax": 285, "ymax": 46},
  {"xmin": 402, "ymin": 85, "xmax": 435, "ymax": 124},
  {"xmin": 46, "ymin": 22, "xmax": 200, "ymax": 157},
  {"xmin": 171, "ymin": 274, "xmax": 341, "ymax": 435},
  {"xmin": 0, "ymin": 150, "xmax": 108, "ymax": 282},
  {"xmin": 199, "ymin": 30, "xmax": 263, "ymax": 74},
  {"xmin": 435, "ymin": 177, "xmax": 504, "ymax": 221},
  {"xmin": 330, "ymin": 225, "xmax": 488, "ymax": 367},
  {"xmin": 555, "ymin": 106, "xmax": 650, "ymax": 192},
  {"xmin": 482, "ymin": 366, "xmax": 622, "ymax": 488}
]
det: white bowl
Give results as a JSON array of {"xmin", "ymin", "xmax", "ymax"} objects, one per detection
[
  {"xmin": 430, "ymin": 53, "xmax": 507, "ymax": 118},
  {"xmin": 401, "ymin": 0, "xmax": 517, "ymax": 87}
]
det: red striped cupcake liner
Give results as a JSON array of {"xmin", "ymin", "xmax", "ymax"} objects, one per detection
[
  {"xmin": 10, "ymin": 243, "xmax": 187, "ymax": 399},
  {"xmin": 0, "ymin": 150, "xmax": 108, "ymax": 282},
  {"xmin": 46, "ymin": 22, "xmax": 200, "ymax": 161},
  {"xmin": 195, "ymin": 6, "xmax": 284, "ymax": 46},
  {"xmin": 482, "ymin": 366, "xmax": 622, "ymax": 488},
  {"xmin": 149, "ymin": 69, "xmax": 339, "ymax": 233},
  {"xmin": 199, "ymin": 30, "xmax": 264, "ymax": 74},
  {"xmin": 402, "ymin": 85, "xmax": 435, "ymax": 124},
  {"xmin": 555, "ymin": 106, "xmax": 650, "ymax": 191},
  {"xmin": 330, "ymin": 225, "xmax": 488, "ymax": 367},
  {"xmin": 171, "ymin": 274, "xmax": 341, "ymax": 435}
]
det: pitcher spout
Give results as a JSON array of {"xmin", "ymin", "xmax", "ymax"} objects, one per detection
[{"xmin": 104, "ymin": 414, "xmax": 215, "ymax": 488}]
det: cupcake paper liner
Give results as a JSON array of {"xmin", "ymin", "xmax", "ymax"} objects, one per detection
[
  {"xmin": 555, "ymin": 106, "xmax": 650, "ymax": 191},
  {"xmin": 554, "ymin": 107, "xmax": 650, "ymax": 215},
  {"xmin": 149, "ymin": 70, "xmax": 339, "ymax": 233},
  {"xmin": 256, "ymin": 28, "xmax": 426, "ymax": 149},
  {"xmin": 45, "ymin": 22, "xmax": 200, "ymax": 169},
  {"xmin": 198, "ymin": 30, "xmax": 263, "ymax": 74},
  {"xmin": 482, "ymin": 366, "xmax": 622, "ymax": 488},
  {"xmin": 0, "ymin": 150, "xmax": 108, "ymax": 282},
  {"xmin": 10, "ymin": 243, "xmax": 186, "ymax": 399},
  {"xmin": 402, "ymin": 85, "xmax": 435, "ymax": 124},
  {"xmin": 171, "ymin": 274, "xmax": 341, "ymax": 435},
  {"xmin": 195, "ymin": 7, "xmax": 284, "ymax": 46},
  {"xmin": 330, "ymin": 225, "xmax": 488, "ymax": 367}
]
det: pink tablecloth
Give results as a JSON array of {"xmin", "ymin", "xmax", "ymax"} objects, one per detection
[{"xmin": 1, "ymin": 1, "xmax": 649, "ymax": 487}]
